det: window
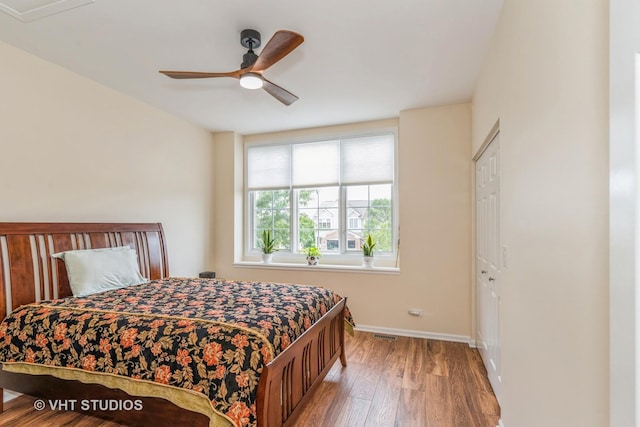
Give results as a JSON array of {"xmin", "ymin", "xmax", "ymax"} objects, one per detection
[
  {"xmin": 246, "ymin": 132, "xmax": 396, "ymax": 261},
  {"xmin": 253, "ymin": 190, "xmax": 291, "ymax": 251},
  {"xmin": 348, "ymin": 218, "xmax": 360, "ymax": 229},
  {"xmin": 327, "ymin": 239, "xmax": 339, "ymax": 250},
  {"xmin": 346, "ymin": 184, "xmax": 393, "ymax": 251},
  {"xmin": 319, "ymin": 219, "xmax": 332, "ymax": 229}
]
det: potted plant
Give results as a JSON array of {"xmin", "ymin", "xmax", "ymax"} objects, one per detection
[
  {"xmin": 304, "ymin": 246, "xmax": 321, "ymax": 266},
  {"xmin": 361, "ymin": 233, "xmax": 376, "ymax": 268},
  {"xmin": 259, "ymin": 230, "xmax": 276, "ymax": 263}
]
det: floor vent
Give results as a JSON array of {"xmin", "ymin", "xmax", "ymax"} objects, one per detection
[{"xmin": 373, "ymin": 334, "xmax": 397, "ymax": 341}]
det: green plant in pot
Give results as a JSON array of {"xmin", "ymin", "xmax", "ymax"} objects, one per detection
[
  {"xmin": 361, "ymin": 233, "xmax": 376, "ymax": 268},
  {"xmin": 259, "ymin": 230, "xmax": 277, "ymax": 263},
  {"xmin": 304, "ymin": 246, "xmax": 321, "ymax": 266}
]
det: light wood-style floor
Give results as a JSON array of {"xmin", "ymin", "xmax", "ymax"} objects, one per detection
[{"xmin": 0, "ymin": 331, "xmax": 499, "ymax": 426}]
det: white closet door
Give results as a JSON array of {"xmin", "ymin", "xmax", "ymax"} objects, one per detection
[{"xmin": 476, "ymin": 132, "xmax": 501, "ymax": 403}]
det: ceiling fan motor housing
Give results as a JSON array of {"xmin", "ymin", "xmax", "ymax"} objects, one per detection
[{"xmin": 241, "ymin": 51, "xmax": 259, "ymax": 69}]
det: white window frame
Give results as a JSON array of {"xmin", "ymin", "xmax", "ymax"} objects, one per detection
[{"xmin": 244, "ymin": 129, "xmax": 399, "ymax": 267}]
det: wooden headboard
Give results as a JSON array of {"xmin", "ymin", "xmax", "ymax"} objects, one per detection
[{"xmin": 0, "ymin": 222, "xmax": 169, "ymax": 320}]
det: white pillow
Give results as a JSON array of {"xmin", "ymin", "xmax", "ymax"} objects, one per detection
[{"xmin": 52, "ymin": 247, "xmax": 147, "ymax": 297}]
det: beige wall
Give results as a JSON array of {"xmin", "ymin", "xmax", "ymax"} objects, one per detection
[
  {"xmin": 0, "ymin": 41, "xmax": 216, "ymax": 276},
  {"xmin": 212, "ymin": 105, "xmax": 473, "ymax": 337},
  {"xmin": 472, "ymin": 1, "xmax": 609, "ymax": 426}
]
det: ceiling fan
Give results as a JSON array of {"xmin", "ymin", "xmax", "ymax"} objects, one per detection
[{"xmin": 159, "ymin": 29, "xmax": 304, "ymax": 106}]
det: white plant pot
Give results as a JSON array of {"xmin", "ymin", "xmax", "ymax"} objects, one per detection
[
  {"xmin": 306, "ymin": 256, "xmax": 319, "ymax": 266},
  {"xmin": 261, "ymin": 253, "xmax": 273, "ymax": 264},
  {"xmin": 362, "ymin": 255, "xmax": 375, "ymax": 268}
]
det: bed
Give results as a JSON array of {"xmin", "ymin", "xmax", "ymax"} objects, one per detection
[{"xmin": 0, "ymin": 222, "xmax": 350, "ymax": 426}]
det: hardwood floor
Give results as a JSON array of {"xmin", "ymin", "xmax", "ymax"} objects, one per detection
[
  {"xmin": 294, "ymin": 332, "xmax": 500, "ymax": 427},
  {"xmin": 0, "ymin": 332, "xmax": 500, "ymax": 427}
]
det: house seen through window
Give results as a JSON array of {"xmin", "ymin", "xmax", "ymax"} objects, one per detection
[{"xmin": 246, "ymin": 132, "xmax": 396, "ymax": 260}]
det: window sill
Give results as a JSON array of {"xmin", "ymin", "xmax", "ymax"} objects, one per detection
[{"xmin": 233, "ymin": 261, "xmax": 400, "ymax": 275}]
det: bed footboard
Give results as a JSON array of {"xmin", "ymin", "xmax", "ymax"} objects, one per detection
[{"xmin": 256, "ymin": 297, "xmax": 347, "ymax": 427}]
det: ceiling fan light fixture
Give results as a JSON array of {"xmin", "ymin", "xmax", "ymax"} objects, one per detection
[{"xmin": 239, "ymin": 72, "xmax": 263, "ymax": 90}]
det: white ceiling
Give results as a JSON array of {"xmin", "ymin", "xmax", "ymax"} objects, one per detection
[{"xmin": 0, "ymin": 0, "xmax": 503, "ymax": 135}]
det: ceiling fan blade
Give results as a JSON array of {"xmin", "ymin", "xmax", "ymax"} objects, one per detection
[
  {"xmin": 262, "ymin": 78, "xmax": 299, "ymax": 106},
  {"xmin": 159, "ymin": 70, "xmax": 242, "ymax": 79},
  {"xmin": 251, "ymin": 30, "xmax": 304, "ymax": 72}
]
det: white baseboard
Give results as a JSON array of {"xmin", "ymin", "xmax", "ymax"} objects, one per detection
[
  {"xmin": 3, "ymin": 389, "xmax": 21, "ymax": 403},
  {"xmin": 355, "ymin": 324, "xmax": 473, "ymax": 345}
]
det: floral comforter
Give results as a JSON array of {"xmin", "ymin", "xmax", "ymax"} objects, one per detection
[{"xmin": 0, "ymin": 277, "xmax": 352, "ymax": 426}]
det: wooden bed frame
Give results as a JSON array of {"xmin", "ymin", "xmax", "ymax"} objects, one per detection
[{"xmin": 0, "ymin": 222, "xmax": 347, "ymax": 426}]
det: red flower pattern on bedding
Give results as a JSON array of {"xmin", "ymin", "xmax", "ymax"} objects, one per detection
[{"xmin": 0, "ymin": 277, "xmax": 354, "ymax": 427}]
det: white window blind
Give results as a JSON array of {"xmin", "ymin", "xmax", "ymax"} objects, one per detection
[
  {"xmin": 292, "ymin": 140, "xmax": 340, "ymax": 188},
  {"xmin": 340, "ymin": 135, "xmax": 394, "ymax": 185},
  {"xmin": 247, "ymin": 132, "xmax": 395, "ymax": 189},
  {"xmin": 247, "ymin": 144, "xmax": 290, "ymax": 190}
]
